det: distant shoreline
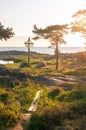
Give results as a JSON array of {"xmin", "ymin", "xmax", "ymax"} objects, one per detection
[{"xmin": 0, "ymin": 47, "xmax": 86, "ymax": 54}]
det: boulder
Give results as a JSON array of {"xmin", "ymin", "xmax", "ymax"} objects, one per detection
[
  {"xmin": 0, "ymin": 64, "xmax": 9, "ymax": 76},
  {"xmin": 55, "ymin": 126, "xmax": 67, "ymax": 130},
  {"xmin": 63, "ymin": 85, "xmax": 73, "ymax": 91},
  {"xmin": 36, "ymin": 61, "xmax": 47, "ymax": 68}
]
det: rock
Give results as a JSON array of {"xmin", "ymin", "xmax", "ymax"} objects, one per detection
[
  {"xmin": 10, "ymin": 70, "xmax": 29, "ymax": 79},
  {"xmin": 0, "ymin": 64, "xmax": 9, "ymax": 76},
  {"xmin": 74, "ymin": 127, "xmax": 79, "ymax": 130},
  {"xmin": 0, "ymin": 65, "xmax": 29, "ymax": 87},
  {"xmin": 55, "ymin": 126, "xmax": 67, "ymax": 130},
  {"xmin": 32, "ymin": 75, "xmax": 57, "ymax": 86},
  {"xmin": 36, "ymin": 61, "xmax": 47, "ymax": 68},
  {"xmin": 63, "ymin": 85, "xmax": 73, "ymax": 91}
]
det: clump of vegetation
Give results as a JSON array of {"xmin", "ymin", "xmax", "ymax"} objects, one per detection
[
  {"xmin": 0, "ymin": 102, "xmax": 21, "ymax": 128},
  {"xmin": 48, "ymin": 88, "xmax": 61, "ymax": 100},
  {"xmin": 27, "ymin": 101, "xmax": 86, "ymax": 130},
  {"xmin": 28, "ymin": 106, "xmax": 63, "ymax": 130},
  {"xmin": 20, "ymin": 61, "xmax": 28, "ymax": 68},
  {"xmin": 65, "ymin": 68, "xmax": 86, "ymax": 76},
  {"xmin": 0, "ymin": 77, "xmax": 14, "ymax": 88},
  {"xmin": 56, "ymin": 87, "xmax": 86, "ymax": 102},
  {"xmin": 0, "ymin": 81, "xmax": 38, "ymax": 129},
  {"xmin": 26, "ymin": 85, "xmax": 86, "ymax": 130}
]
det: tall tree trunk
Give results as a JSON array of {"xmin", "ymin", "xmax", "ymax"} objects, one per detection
[
  {"xmin": 28, "ymin": 46, "xmax": 30, "ymax": 67},
  {"xmin": 55, "ymin": 43, "xmax": 59, "ymax": 71}
]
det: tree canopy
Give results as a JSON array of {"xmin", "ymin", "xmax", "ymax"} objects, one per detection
[
  {"xmin": 0, "ymin": 22, "xmax": 14, "ymax": 40},
  {"xmin": 71, "ymin": 9, "xmax": 86, "ymax": 39},
  {"xmin": 33, "ymin": 24, "xmax": 68, "ymax": 44},
  {"xmin": 32, "ymin": 24, "xmax": 68, "ymax": 70}
]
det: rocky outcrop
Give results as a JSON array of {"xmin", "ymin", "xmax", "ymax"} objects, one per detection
[
  {"xmin": 0, "ymin": 65, "xmax": 29, "ymax": 87},
  {"xmin": 0, "ymin": 64, "xmax": 9, "ymax": 76}
]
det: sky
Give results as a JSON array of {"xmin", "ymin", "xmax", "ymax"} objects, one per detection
[{"xmin": 0, "ymin": 0, "xmax": 86, "ymax": 47}]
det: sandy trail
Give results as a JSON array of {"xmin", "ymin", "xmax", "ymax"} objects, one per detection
[{"xmin": 9, "ymin": 90, "xmax": 41, "ymax": 130}]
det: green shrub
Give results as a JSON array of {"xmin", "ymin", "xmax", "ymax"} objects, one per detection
[
  {"xmin": 20, "ymin": 62, "xmax": 28, "ymax": 68},
  {"xmin": 0, "ymin": 91, "xmax": 15, "ymax": 104},
  {"xmin": 13, "ymin": 85, "xmax": 37, "ymax": 112},
  {"xmin": 48, "ymin": 88, "xmax": 61, "ymax": 100},
  {"xmin": 65, "ymin": 68, "xmax": 86, "ymax": 76},
  {"xmin": 71, "ymin": 101, "xmax": 86, "ymax": 116},
  {"xmin": 0, "ymin": 82, "xmax": 38, "ymax": 128},
  {"xmin": 56, "ymin": 88, "xmax": 86, "ymax": 102},
  {"xmin": 0, "ymin": 102, "xmax": 21, "ymax": 128},
  {"xmin": 27, "ymin": 102, "xmax": 86, "ymax": 130},
  {"xmin": 13, "ymin": 58, "xmax": 22, "ymax": 63},
  {"xmin": 0, "ymin": 77, "xmax": 14, "ymax": 88},
  {"xmin": 28, "ymin": 107, "xmax": 63, "ymax": 130}
]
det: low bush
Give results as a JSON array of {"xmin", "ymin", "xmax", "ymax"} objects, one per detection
[
  {"xmin": 48, "ymin": 88, "xmax": 61, "ymax": 100},
  {"xmin": 71, "ymin": 101, "xmax": 86, "ymax": 116},
  {"xmin": 13, "ymin": 58, "xmax": 22, "ymax": 63},
  {"xmin": 0, "ymin": 82, "xmax": 38, "ymax": 129},
  {"xmin": 28, "ymin": 107, "xmax": 63, "ymax": 130},
  {"xmin": 0, "ymin": 91, "xmax": 15, "ymax": 104},
  {"xmin": 20, "ymin": 62, "xmax": 28, "ymax": 68},
  {"xmin": 27, "ymin": 102, "xmax": 86, "ymax": 130},
  {"xmin": 65, "ymin": 68, "xmax": 86, "ymax": 76},
  {"xmin": 0, "ymin": 77, "xmax": 14, "ymax": 88},
  {"xmin": 56, "ymin": 88, "xmax": 86, "ymax": 102},
  {"xmin": 0, "ymin": 102, "xmax": 21, "ymax": 128}
]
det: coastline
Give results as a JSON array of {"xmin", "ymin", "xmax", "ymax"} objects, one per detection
[{"xmin": 0, "ymin": 47, "xmax": 86, "ymax": 54}]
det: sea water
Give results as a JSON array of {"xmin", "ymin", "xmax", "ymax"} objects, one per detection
[
  {"xmin": 0, "ymin": 47, "xmax": 86, "ymax": 55},
  {"xmin": 0, "ymin": 60, "xmax": 14, "ymax": 64}
]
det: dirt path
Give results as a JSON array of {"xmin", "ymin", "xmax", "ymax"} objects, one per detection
[
  {"xmin": 28, "ymin": 90, "xmax": 40, "ymax": 111},
  {"xmin": 9, "ymin": 90, "xmax": 41, "ymax": 130}
]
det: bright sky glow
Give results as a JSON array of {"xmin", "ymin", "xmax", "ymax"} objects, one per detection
[{"xmin": 0, "ymin": 0, "xmax": 86, "ymax": 47}]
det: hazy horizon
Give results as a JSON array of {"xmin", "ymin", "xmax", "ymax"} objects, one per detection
[{"xmin": 0, "ymin": 0, "xmax": 86, "ymax": 47}]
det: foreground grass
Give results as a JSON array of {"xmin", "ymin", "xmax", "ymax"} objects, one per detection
[
  {"xmin": 26, "ymin": 85, "xmax": 86, "ymax": 130},
  {"xmin": 0, "ymin": 82, "xmax": 38, "ymax": 129},
  {"xmin": 64, "ymin": 68, "xmax": 86, "ymax": 76}
]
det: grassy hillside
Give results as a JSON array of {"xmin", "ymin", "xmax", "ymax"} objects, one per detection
[{"xmin": 0, "ymin": 50, "xmax": 86, "ymax": 130}]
